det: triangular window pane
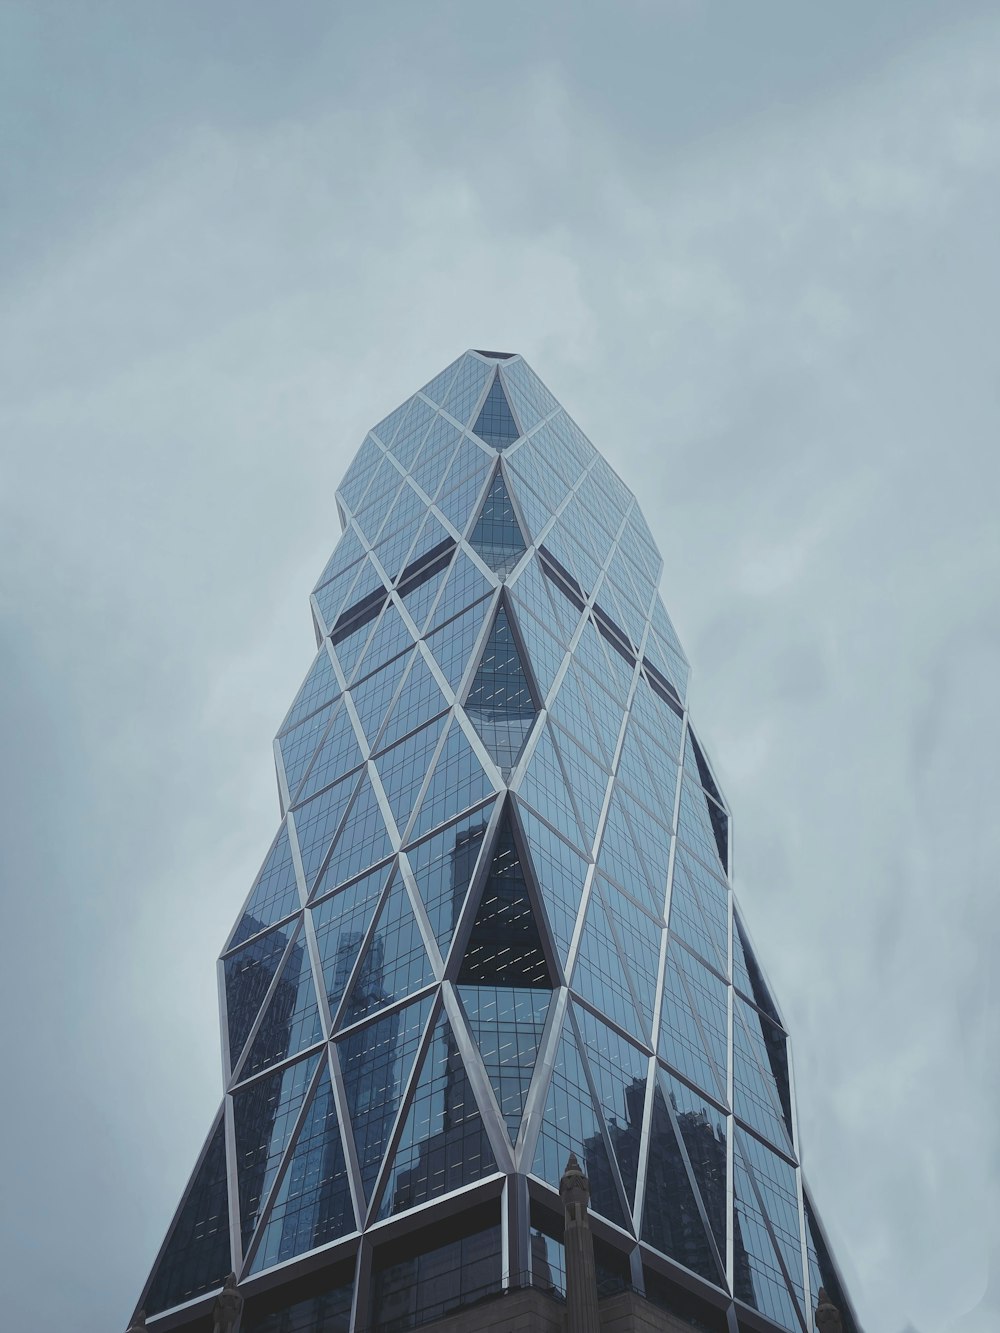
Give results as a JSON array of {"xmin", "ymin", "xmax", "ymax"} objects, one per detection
[
  {"xmin": 472, "ymin": 371, "xmax": 520, "ymax": 448},
  {"xmin": 425, "ymin": 597, "xmax": 490, "ymax": 693},
  {"xmin": 437, "ymin": 453, "xmax": 493, "ymax": 535},
  {"xmin": 234, "ymin": 1052, "xmax": 320, "ymax": 1250},
  {"xmin": 377, "ymin": 1010, "xmax": 497, "ymax": 1218},
  {"xmin": 668, "ymin": 851, "xmax": 729, "ymax": 975},
  {"xmin": 249, "ymin": 1068, "xmax": 354, "ymax": 1273},
  {"xmin": 641, "ymin": 1083, "xmax": 722, "ymax": 1285},
  {"xmin": 374, "ymin": 715, "xmax": 448, "ymax": 839},
  {"xmin": 442, "ymin": 354, "xmax": 495, "ymax": 427},
  {"xmin": 465, "ymin": 606, "xmax": 537, "ymax": 770},
  {"xmin": 354, "ymin": 603, "xmax": 414, "ymax": 680},
  {"xmin": 458, "ymin": 811, "xmax": 552, "ymax": 988},
  {"xmin": 311, "ymin": 864, "xmax": 393, "ymax": 1017},
  {"xmin": 342, "ymin": 872, "xmax": 435, "ymax": 1026},
  {"xmin": 277, "ymin": 703, "xmax": 338, "ymax": 803},
  {"xmin": 531, "ymin": 1022, "xmax": 627, "ymax": 1229},
  {"xmin": 378, "ymin": 656, "xmax": 448, "ymax": 753},
  {"xmin": 311, "ymin": 775, "xmax": 393, "ymax": 898},
  {"xmin": 460, "ymin": 986, "xmax": 550, "ymax": 1143},
  {"xmin": 409, "ymin": 719, "xmax": 494, "ymax": 841},
  {"xmin": 238, "ymin": 925, "xmax": 324, "ymax": 1080},
  {"xmin": 663, "ymin": 1071, "xmax": 728, "ymax": 1262},
  {"xmin": 228, "ymin": 825, "xmax": 302, "ymax": 949},
  {"xmin": 294, "ymin": 702, "xmax": 364, "ymax": 804},
  {"xmin": 659, "ymin": 943, "xmax": 727, "ymax": 1103},
  {"xmin": 224, "ymin": 918, "xmax": 299, "ymax": 1070},
  {"xmin": 470, "ymin": 470, "xmax": 527, "ymax": 575},
  {"xmin": 511, "ymin": 609, "xmax": 565, "ymax": 705},
  {"xmin": 337, "ymin": 994, "xmax": 434, "ymax": 1203},
  {"xmin": 732, "ymin": 1138, "xmax": 802, "ymax": 1329},
  {"xmin": 399, "ymin": 558, "xmax": 449, "ymax": 634},
  {"xmin": 574, "ymin": 1005, "xmax": 648, "ymax": 1208},
  {"xmin": 732, "ymin": 997, "xmax": 794, "ymax": 1153},
  {"xmin": 601, "ymin": 878, "xmax": 663, "ymax": 1038},
  {"xmin": 144, "ymin": 1113, "xmax": 231, "ymax": 1315},
  {"xmin": 404, "ymin": 802, "xmax": 496, "ymax": 957},
  {"xmin": 291, "ymin": 772, "xmax": 360, "ymax": 891},
  {"xmin": 736, "ymin": 1129, "xmax": 807, "ymax": 1314},
  {"xmin": 282, "ymin": 648, "xmax": 340, "ymax": 733},
  {"xmin": 553, "ymin": 727, "xmax": 609, "ymax": 852},
  {"xmin": 516, "ymin": 728, "xmax": 587, "ymax": 854},
  {"xmin": 515, "ymin": 807, "xmax": 588, "ymax": 969},
  {"xmin": 349, "ymin": 649, "xmax": 414, "ymax": 751},
  {"xmin": 571, "ymin": 885, "xmax": 644, "ymax": 1043},
  {"xmin": 426, "ymin": 552, "xmax": 493, "ymax": 631}
]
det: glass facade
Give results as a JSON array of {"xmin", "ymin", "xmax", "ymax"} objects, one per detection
[{"xmin": 137, "ymin": 351, "xmax": 858, "ymax": 1333}]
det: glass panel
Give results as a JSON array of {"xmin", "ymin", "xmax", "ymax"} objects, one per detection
[
  {"xmin": 404, "ymin": 802, "xmax": 495, "ymax": 958},
  {"xmin": 291, "ymin": 772, "xmax": 360, "ymax": 891},
  {"xmin": 732, "ymin": 1137, "xmax": 801, "ymax": 1330},
  {"xmin": 342, "ymin": 871, "xmax": 435, "ymax": 1025},
  {"xmin": 460, "ymin": 986, "xmax": 550, "ymax": 1142},
  {"xmin": 509, "ymin": 607, "xmax": 565, "ymax": 704},
  {"xmin": 228, "ymin": 825, "xmax": 302, "ymax": 949},
  {"xmin": 515, "ymin": 806, "xmax": 588, "ymax": 969},
  {"xmin": 469, "ymin": 468, "xmax": 527, "ymax": 575},
  {"xmin": 282, "ymin": 648, "xmax": 339, "ymax": 733},
  {"xmin": 733, "ymin": 998, "xmax": 794, "ymax": 1154},
  {"xmin": 641, "ymin": 1082, "xmax": 721, "ymax": 1285},
  {"xmin": 424, "ymin": 597, "xmax": 490, "ymax": 693},
  {"xmin": 337, "ymin": 994, "xmax": 434, "ymax": 1203},
  {"xmin": 399, "ymin": 558, "xmax": 448, "ymax": 635},
  {"xmin": 668, "ymin": 850, "xmax": 729, "ymax": 975},
  {"xmin": 311, "ymin": 864, "xmax": 393, "ymax": 1018},
  {"xmin": 336, "ymin": 438, "xmax": 383, "ymax": 511},
  {"xmin": 234, "ymin": 1053, "xmax": 320, "ymax": 1249},
  {"xmin": 373, "ymin": 715, "xmax": 448, "ymax": 839},
  {"xmin": 516, "ymin": 727, "xmax": 587, "ymax": 854},
  {"xmin": 378, "ymin": 654, "xmax": 448, "ymax": 751},
  {"xmin": 388, "ymin": 398, "xmax": 437, "ymax": 470},
  {"xmin": 225, "ymin": 918, "xmax": 299, "ymax": 1068},
  {"xmin": 373, "ymin": 397, "xmax": 415, "ymax": 449},
  {"xmin": 249, "ymin": 1067, "xmax": 354, "ymax": 1272},
  {"xmin": 426, "ymin": 553, "xmax": 493, "ymax": 631},
  {"xmin": 277, "ymin": 704, "xmax": 338, "ymax": 802},
  {"xmin": 349, "ymin": 649, "xmax": 414, "ymax": 752},
  {"xmin": 436, "ymin": 457, "xmax": 493, "ymax": 536},
  {"xmin": 531, "ymin": 1022, "xmax": 626, "ymax": 1229},
  {"xmin": 664, "ymin": 1071, "xmax": 728, "ymax": 1261},
  {"xmin": 574, "ymin": 1005, "xmax": 648, "ymax": 1207},
  {"xmin": 377, "ymin": 1009, "xmax": 497, "ymax": 1218},
  {"xmin": 371, "ymin": 1222, "xmax": 502, "ymax": 1333},
  {"xmin": 571, "ymin": 884, "xmax": 644, "ymax": 1042},
  {"xmin": 441, "ymin": 354, "xmax": 495, "ymax": 427},
  {"xmin": 294, "ymin": 703, "xmax": 363, "ymax": 804},
  {"xmin": 312, "ymin": 527, "xmax": 364, "ymax": 595},
  {"xmin": 472, "ymin": 371, "xmax": 520, "ymax": 448},
  {"xmin": 600, "ymin": 878, "xmax": 663, "ymax": 1038},
  {"xmin": 597, "ymin": 793, "xmax": 660, "ymax": 917},
  {"xmin": 548, "ymin": 663, "xmax": 612, "ymax": 766},
  {"xmin": 737, "ymin": 1129, "xmax": 806, "ymax": 1313},
  {"xmin": 659, "ymin": 942, "xmax": 727, "ymax": 1103},
  {"xmin": 623, "ymin": 797, "xmax": 672, "ymax": 916},
  {"xmin": 500, "ymin": 358, "xmax": 558, "ymax": 424},
  {"xmin": 310, "ymin": 775, "xmax": 393, "ymax": 898},
  {"xmin": 243, "ymin": 1270, "xmax": 354, "ymax": 1333},
  {"xmin": 144, "ymin": 1113, "xmax": 231, "ymax": 1314},
  {"xmin": 552, "ymin": 727, "xmax": 609, "ymax": 852},
  {"xmin": 353, "ymin": 603, "xmax": 414, "ymax": 681},
  {"xmin": 465, "ymin": 605, "xmax": 537, "ymax": 770},
  {"xmin": 457, "ymin": 811, "xmax": 552, "ymax": 988},
  {"xmin": 239, "ymin": 924, "xmax": 324, "ymax": 1079},
  {"xmin": 678, "ymin": 776, "xmax": 727, "ymax": 879},
  {"xmin": 420, "ymin": 356, "xmax": 463, "ymax": 410},
  {"xmin": 408, "ymin": 719, "xmax": 494, "ymax": 841}
]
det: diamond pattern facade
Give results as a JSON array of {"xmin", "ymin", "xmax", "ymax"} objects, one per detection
[{"xmin": 137, "ymin": 352, "xmax": 858, "ymax": 1333}]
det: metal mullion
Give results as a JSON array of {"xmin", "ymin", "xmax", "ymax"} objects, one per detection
[
  {"xmin": 655, "ymin": 1055, "xmax": 730, "ymax": 1119},
  {"xmin": 349, "ymin": 1239, "xmax": 372, "ymax": 1333},
  {"xmin": 325, "ymin": 1040, "xmax": 367, "ymax": 1245},
  {"xmin": 301, "ymin": 898, "xmax": 333, "ymax": 1038},
  {"xmin": 730, "ymin": 1003, "xmax": 797, "ymax": 1158},
  {"xmin": 362, "ymin": 988, "xmax": 444, "ymax": 1227},
  {"xmin": 332, "ymin": 980, "xmax": 438, "ymax": 1045},
  {"xmin": 666, "ymin": 940, "xmax": 730, "ymax": 1109},
  {"xmin": 500, "ymin": 403, "xmax": 561, "ymax": 466},
  {"xmin": 630, "ymin": 1054, "xmax": 658, "ymax": 1241},
  {"xmin": 391, "ymin": 711, "xmax": 459, "ymax": 847},
  {"xmin": 514, "ymin": 984, "xmax": 570, "ymax": 1171},
  {"xmin": 327, "ymin": 871, "xmax": 400, "ymax": 1035},
  {"xmin": 287, "ymin": 767, "xmax": 366, "ymax": 905},
  {"xmin": 436, "ymin": 795, "xmax": 506, "ymax": 979},
  {"xmin": 735, "ymin": 1132, "xmax": 809, "ymax": 1333},
  {"xmin": 498, "ymin": 455, "xmax": 535, "ymax": 554},
  {"xmin": 275, "ymin": 639, "xmax": 340, "ymax": 739},
  {"xmin": 398, "ymin": 846, "xmax": 445, "ymax": 979},
  {"xmin": 568, "ymin": 987, "xmax": 653, "ymax": 1058},
  {"xmin": 238, "ymin": 1052, "xmax": 332, "ymax": 1277},
  {"xmin": 727, "ymin": 848, "xmax": 737, "ymax": 1294},
  {"xmin": 441, "ymin": 982, "xmax": 515, "ymax": 1175},
  {"xmin": 587, "ymin": 875, "xmax": 658, "ymax": 1053},
  {"xmin": 447, "ymin": 707, "xmax": 505, "ymax": 808},
  {"xmin": 784, "ymin": 1040, "xmax": 811, "ymax": 1310}
]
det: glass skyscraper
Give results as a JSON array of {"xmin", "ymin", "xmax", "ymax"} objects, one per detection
[{"xmin": 135, "ymin": 351, "xmax": 858, "ymax": 1333}]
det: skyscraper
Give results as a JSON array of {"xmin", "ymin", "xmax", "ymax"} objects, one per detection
[{"xmin": 134, "ymin": 351, "xmax": 859, "ymax": 1333}]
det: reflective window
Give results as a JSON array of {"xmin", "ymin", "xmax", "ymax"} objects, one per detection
[
  {"xmin": 239, "ymin": 925, "xmax": 324, "ymax": 1080},
  {"xmin": 732, "ymin": 1138, "xmax": 801, "ymax": 1330},
  {"xmin": 664, "ymin": 1071, "xmax": 728, "ymax": 1261},
  {"xmin": 457, "ymin": 811, "xmax": 552, "ymax": 988},
  {"xmin": 373, "ymin": 715, "xmax": 448, "ymax": 838},
  {"xmin": 403, "ymin": 803, "xmax": 495, "ymax": 957},
  {"xmin": 553, "ymin": 726, "xmax": 610, "ymax": 851},
  {"xmin": 426, "ymin": 553, "xmax": 493, "ymax": 632},
  {"xmin": 460, "ymin": 986, "xmax": 550, "ymax": 1142},
  {"xmin": 343, "ymin": 872, "xmax": 435, "ymax": 1025},
  {"xmin": 377, "ymin": 1010, "xmax": 497, "ymax": 1218},
  {"xmin": 349, "ymin": 650, "xmax": 414, "ymax": 752},
  {"xmin": 294, "ymin": 703, "xmax": 363, "ymax": 805},
  {"xmin": 282, "ymin": 648, "xmax": 340, "ymax": 734},
  {"xmin": 668, "ymin": 850, "xmax": 729, "ymax": 976},
  {"xmin": 465, "ymin": 605, "xmax": 537, "ymax": 770},
  {"xmin": 371, "ymin": 1218, "xmax": 502, "ymax": 1333},
  {"xmin": 228, "ymin": 825, "xmax": 302, "ymax": 949},
  {"xmin": 500, "ymin": 358, "xmax": 558, "ymax": 424},
  {"xmin": 337, "ymin": 993, "xmax": 434, "ymax": 1202},
  {"xmin": 388, "ymin": 398, "xmax": 437, "ymax": 470},
  {"xmin": 311, "ymin": 776, "xmax": 393, "ymax": 898},
  {"xmin": 234, "ymin": 1053, "xmax": 320, "ymax": 1250},
  {"xmin": 144, "ymin": 1113, "xmax": 231, "ymax": 1315},
  {"xmin": 805, "ymin": 1193, "xmax": 858, "ymax": 1333},
  {"xmin": 440, "ymin": 354, "xmax": 494, "ymax": 427},
  {"xmin": 436, "ymin": 456, "xmax": 493, "ymax": 536},
  {"xmin": 249, "ymin": 1067, "xmax": 354, "ymax": 1273},
  {"xmin": 531, "ymin": 1023, "xmax": 626, "ymax": 1229},
  {"xmin": 737, "ymin": 1128, "xmax": 806, "ymax": 1314},
  {"xmin": 469, "ymin": 469, "xmax": 527, "ymax": 575},
  {"xmin": 659, "ymin": 943, "xmax": 727, "ymax": 1103},
  {"xmin": 471, "ymin": 370, "xmax": 520, "ymax": 448},
  {"xmin": 733, "ymin": 997, "xmax": 793, "ymax": 1153},
  {"xmin": 508, "ymin": 607, "xmax": 565, "ymax": 703},
  {"xmin": 353, "ymin": 603, "xmax": 414, "ymax": 682},
  {"xmin": 424, "ymin": 596, "xmax": 490, "ymax": 692},
  {"xmin": 277, "ymin": 704, "xmax": 339, "ymax": 803},
  {"xmin": 572, "ymin": 885, "xmax": 644, "ymax": 1041},
  {"xmin": 377, "ymin": 653, "xmax": 448, "ymax": 751},
  {"xmin": 225, "ymin": 918, "xmax": 298, "ymax": 1068},
  {"xmin": 243, "ymin": 1268, "xmax": 354, "ymax": 1333},
  {"xmin": 641, "ymin": 1082, "xmax": 721, "ymax": 1286},
  {"xmin": 311, "ymin": 863, "xmax": 393, "ymax": 1018},
  {"xmin": 336, "ymin": 437, "xmax": 383, "ymax": 511},
  {"xmin": 516, "ymin": 728, "xmax": 587, "ymax": 855},
  {"xmin": 420, "ymin": 356, "xmax": 463, "ymax": 410},
  {"xmin": 574, "ymin": 1005, "xmax": 648, "ymax": 1207},
  {"xmin": 373, "ymin": 397, "xmax": 415, "ymax": 450},
  {"xmin": 600, "ymin": 877, "xmax": 663, "ymax": 1037},
  {"xmin": 312, "ymin": 527, "xmax": 364, "ymax": 596},
  {"xmin": 291, "ymin": 772, "xmax": 360, "ymax": 890},
  {"xmin": 408, "ymin": 719, "xmax": 494, "ymax": 841},
  {"xmin": 398, "ymin": 557, "xmax": 449, "ymax": 635},
  {"xmin": 515, "ymin": 806, "xmax": 589, "ymax": 968}
]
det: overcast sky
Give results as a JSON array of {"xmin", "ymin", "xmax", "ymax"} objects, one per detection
[{"xmin": 2, "ymin": 4, "xmax": 998, "ymax": 1331}]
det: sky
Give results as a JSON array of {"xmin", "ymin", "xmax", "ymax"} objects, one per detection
[{"xmin": 1, "ymin": 3, "xmax": 998, "ymax": 1330}]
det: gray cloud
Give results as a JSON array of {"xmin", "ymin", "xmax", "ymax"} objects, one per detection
[{"xmin": 1, "ymin": 5, "xmax": 998, "ymax": 1331}]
